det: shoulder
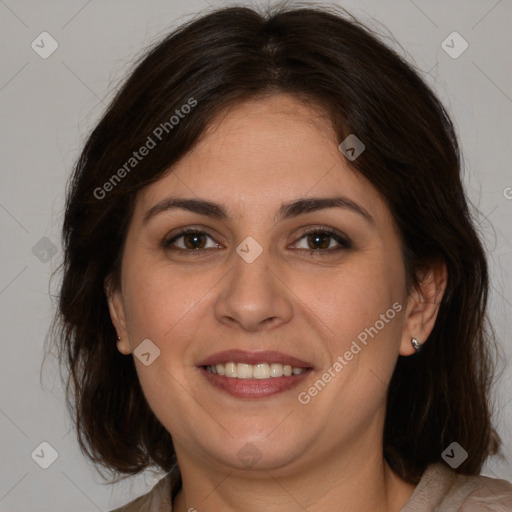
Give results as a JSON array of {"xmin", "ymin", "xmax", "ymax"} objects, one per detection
[
  {"xmin": 403, "ymin": 463, "xmax": 512, "ymax": 511},
  {"xmin": 109, "ymin": 470, "xmax": 179, "ymax": 512},
  {"xmin": 447, "ymin": 468, "xmax": 512, "ymax": 511}
]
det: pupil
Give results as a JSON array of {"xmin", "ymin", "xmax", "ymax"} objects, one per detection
[{"xmin": 309, "ymin": 233, "xmax": 329, "ymax": 250}]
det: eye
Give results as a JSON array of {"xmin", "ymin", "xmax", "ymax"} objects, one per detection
[
  {"xmin": 162, "ymin": 229, "xmax": 220, "ymax": 251},
  {"xmin": 291, "ymin": 228, "xmax": 351, "ymax": 254},
  {"xmin": 161, "ymin": 227, "xmax": 351, "ymax": 255}
]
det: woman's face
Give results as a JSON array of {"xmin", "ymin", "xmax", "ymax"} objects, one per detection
[{"xmin": 108, "ymin": 94, "xmax": 429, "ymax": 475}]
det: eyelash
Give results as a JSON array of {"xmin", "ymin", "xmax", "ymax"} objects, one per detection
[{"xmin": 161, "ymin": 226, "xmax": 352, "ymax": 256}]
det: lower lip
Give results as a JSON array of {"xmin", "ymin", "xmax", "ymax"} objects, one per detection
[{"xmin": 199, "ymin": 367, "xmax": 312, "ymax": 398}]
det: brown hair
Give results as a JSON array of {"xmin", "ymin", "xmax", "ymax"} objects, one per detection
[{"xmin": 48, "ymin": 2, "xmax": 501, "ymax": 484}]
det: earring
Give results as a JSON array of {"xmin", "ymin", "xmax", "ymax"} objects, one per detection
[
  {"xmin": 411, "ymin": 337, "xmax": 422, "ymax": 352},
  {"xmin": 117, "ymin": 335, "xmax": 121, "ymax": 341}
]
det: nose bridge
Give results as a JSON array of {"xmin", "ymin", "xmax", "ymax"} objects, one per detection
[
  {"xmin": 231, "ymin": 244, "xmax": 273, "ymax": 296},
  {"xmin": 214, "ymin": 241, "xmax": 293, "ymax": 330}
]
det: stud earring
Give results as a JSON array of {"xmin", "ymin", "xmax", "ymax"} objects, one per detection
[{"xmin": 411, "ymin": 337, "xmax": 422, "ymax": 352}]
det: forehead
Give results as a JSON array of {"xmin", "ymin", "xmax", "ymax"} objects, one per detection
[{"xmin": 134, "ymin": 94, "xmax": 385, "ymax": 221}]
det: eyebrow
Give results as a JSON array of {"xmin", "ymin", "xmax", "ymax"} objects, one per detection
[{"xmin": 143, "ymin": 196, "xmax": 374, "ymax": 225}]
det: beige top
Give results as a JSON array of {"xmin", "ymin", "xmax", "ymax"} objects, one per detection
[{"xmin": 111, "ymin": 463, "xmax": 512, "ymax": 511}]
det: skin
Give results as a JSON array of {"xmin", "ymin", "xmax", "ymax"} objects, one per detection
[{"xmin": 107, "ymin": 94, "xmax": 447, "ymax": 512}]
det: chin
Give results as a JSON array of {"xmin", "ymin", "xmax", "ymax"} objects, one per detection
[{"xmin": 195, "ymin": 430, "xmax": 308, "ymax": 473}]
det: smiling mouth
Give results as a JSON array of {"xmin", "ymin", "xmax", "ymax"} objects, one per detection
[
  {"xmin": 197, "ymin": 349, "xmax": 313, "ymax": 398},
  {"xmin": 204, "ymin": 362, "xmax": 309, "ymax": 379}
]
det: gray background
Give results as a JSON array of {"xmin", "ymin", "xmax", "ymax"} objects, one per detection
[{"xmin": 0, "ymin": 0, "xmax": 511, "ymax": 510}]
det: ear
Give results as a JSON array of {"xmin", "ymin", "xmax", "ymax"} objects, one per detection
[
  {"xmin": 104, "ymin": 276, "xmax": 132, "ymax": 355},
  {"xmin": 399, "ymin": 261, "xmax": 448, "ymax": 356}
]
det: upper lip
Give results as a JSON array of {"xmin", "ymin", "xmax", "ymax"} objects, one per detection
[{"xmin": 197, "ymin": 350, "xmax": 313, "ymax": 368}]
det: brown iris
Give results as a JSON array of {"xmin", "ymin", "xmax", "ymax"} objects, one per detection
[
  {"xmin": 183, "ymin": 233, "xmax": 207, "ymax": 249},
  {"xmin": 307, "ymin": 232, "xmax": 330, "ymax": 250}
]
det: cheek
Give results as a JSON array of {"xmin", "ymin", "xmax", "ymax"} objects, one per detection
[
  {"xmin": 295, "ymin": 261, "xmax": 402, "ymax": 348},
  {"xmin": 122, "ymin": 258, "xmax": 211, "ymax": 342},
  {"xmin": 305, "ymin": 267, "xmax": 404, "ymax": 423},
  {"xmin": 120, "ymin": 262, "xmax": 208, "ymax": 431}
]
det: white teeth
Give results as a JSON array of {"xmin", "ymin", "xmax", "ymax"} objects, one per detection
[
  {"xmin": 225, "ymin": 362, "xmax": 237, "ymax": 378},
  {"xmin": 253, "ymin": 363, "xmax": 270, "ymax": 379},
  {"xmin": 237, "ymin": 363, "xmax": 253, "ymax": 379},
  {"xmin": 270, "ymin": 363, "xmax": 283, "ymax": 377},
  {"xmin": 205, "ymin": 362, "xmax": 307, "ymax": 379}
]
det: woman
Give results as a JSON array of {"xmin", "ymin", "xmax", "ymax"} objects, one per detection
[{"xmin": 51, "ymin": 3, "xmax": 512, "ymax": 511}]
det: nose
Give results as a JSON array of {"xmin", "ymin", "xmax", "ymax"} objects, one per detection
[{"xmin": 214, "ymin": 247, "xmax": 294, "ymax": 332}]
